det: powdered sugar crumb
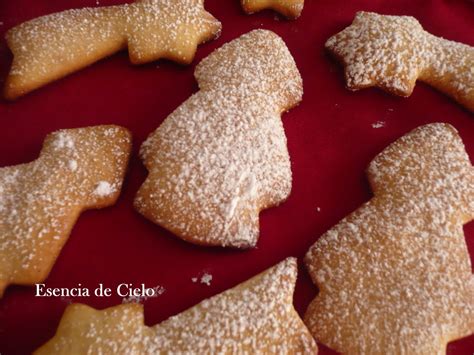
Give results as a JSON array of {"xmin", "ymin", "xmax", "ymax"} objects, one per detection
[
  {"xmin": 68, "ymin": 160, "xmax": 78, "ymax": 171},
  {"xmin": 200, "ymin": 273, "xmax": 212, "ymax": 286},
  {"xmin": 372, "ymin": 120, "xmax": 385, "ymax": 129},
  {"xmin": 94, "ymin": 181, "xmax": 114, "ymax": 197},
  {"xmin": 122, "ymin": 285, "xmax": 165, "ymax": 304},
  {"xmin": 54, "ymin": 133, "xmax": 74, "ymax": 149}
]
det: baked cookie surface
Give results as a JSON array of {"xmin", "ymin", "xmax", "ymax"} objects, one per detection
[
  {"xmin": 305, "ymin": 123, "xmax": 474, "ymax": 354},
  {"xmin": 4, "ymin": 0, "xmax": 221, "ymax": 99},
  {"xmin": 326, "ymin": 12, "xmax": 474, "ymax": 112},
  {"xmin": 35, "ymin": 258, "xmax": 318, "ymax": 354},
  {"xmin": 0, "ymin": 126, "xmax": 132, "ymax": 297},
  {"xmin": 241, "ymin": 0, "xmax": 304, "ymax": 19},
  {"xmin": 135, "ymin": 29, "xmax": 303, "ymax": 248}
]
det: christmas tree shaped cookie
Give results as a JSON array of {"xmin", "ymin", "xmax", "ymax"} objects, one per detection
[
  {"xmin": 4, "ymin": 0, "xmax": 221, "ymax": 99},
  {"xmin": 305, "ymin": 123, "xmax": 474, "ymax": 353},
  {"xmin": 0, "ymin": 126, "xmax": 131, "ymax": 297},
  {"xmin": 36, "ymin": 258, "xmax": 318, "ymax": 354},
  {"xmin": 135, "ymin": 29, "xmax": 303, "ymax": 248}
]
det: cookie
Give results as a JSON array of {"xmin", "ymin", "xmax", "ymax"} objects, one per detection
[
  {"xmin": 4, "ymin": 0, "xmax": 222, "ymax": 100},
  {"xmin": 241, "ymin": 0, "xmax": 304, "ymax": 19},
  {"xmin": 326, "ymin": 11, "xmax": 474, "ymax": 112},
  {"xmin": 0, "ymin": 126, "xmax": 132, "ymax": 297},
  {"xmin": 35, "ymin": 258, "xmax": 318, "ymax": 354},
  {"xmin": 304, "ymin": 123, "xmax": 474, "ymax": 353},
  {"xmin": 134, "ymin": 29, "xmax": 303, "ymax": 248}
]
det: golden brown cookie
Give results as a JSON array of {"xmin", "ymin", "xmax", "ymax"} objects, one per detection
[
  {"xmin": 304, "ymin": 123, "xmax": 474, "ymax": 353},
  {"xmin": 134, "ymin": 29, "xmax": 303, "ymax": 248},
  {"xmin": 4, "ymin": 0, "xmax": 222, "ymax": 100},
  {"xmin": 0, "ymin": 126, "xmax": 132, "ymax": 297},
  {"xmin": 35, "ymin": 258, "xmax": 318, "ymax": 354},
  {"xmin": 241, "ymin": 0, "xmax": 304, "ymax": 19},
  {"xmin": 326, "ymin": 12, "xmax": 474, "ymax": 112}
]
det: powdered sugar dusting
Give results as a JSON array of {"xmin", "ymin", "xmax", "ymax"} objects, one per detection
[
  {"xmin": 54, "ymin": 132, "xmax": 75, "ymax": 149},
  {"xmin": 304, "ymin": 123, "xmax": 474, "ymax": 353},
  {"xmin": 0, "ymin": 126, "xmax": 131, "ymax": 296},
  {"xmin": 122, "ymin": 285, "xmax": 165, "ymax": 304},
  {"xmin": 135, "ymin": 30, "xmax": 303, "ymax": 248},
  {"xmin": 68, "ymin": 160, "xmax": 78, "ymax": 171},
  {"xmin": 326, "ymin": 12, "xmax": 474, "ymax": 111},
  {"xmin": 36, "ymin": 258, "xmax": 318, "ymax": 353},
  {"xmin": 5, "ymin": 0, "xmax": 222, "ymax": 99},
  {"xmin": 94, "ymin": 181, "xmax": 115, "ymax": 197}
]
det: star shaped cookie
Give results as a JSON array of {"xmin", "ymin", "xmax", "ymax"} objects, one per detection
[
  {"xmin": 4, "ymin": 0, "xmax": 222, "ymax": 99},
  {"xmin": 326, "ymin": 12, "xmax": 474, "ymax": 112}
]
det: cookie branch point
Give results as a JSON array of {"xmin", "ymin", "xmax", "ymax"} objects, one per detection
[
  {"xmin": 326, "ymin": 12, "xmax": 474, "ymax": 112},
  {"xmin": 304, "ymin": 123, "xmax": 474, "ymax": 353},
  {"xmin": 35, "ymin": 258, "xmax": 318, "ymax": 354},
  {"xmin": 0, "ymin": 126, "xmax": 132, "ymax": 297},
  {"xmin": 4, "ymin": 0, "xmax": 222, "ymax": 99}
]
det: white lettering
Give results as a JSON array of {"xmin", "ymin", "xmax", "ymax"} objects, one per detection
[
  {"xmin": 35, "ymin": 283, "xmax": 46, "ymax": 296},
  {"xmin": 33, "ymin": 284, "xmax": 89, "ymax": 297}
]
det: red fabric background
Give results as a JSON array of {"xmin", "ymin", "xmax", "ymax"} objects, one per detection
[{"xmin": 0, "ymin": 0, "xmax": 473, "ymax": 354}]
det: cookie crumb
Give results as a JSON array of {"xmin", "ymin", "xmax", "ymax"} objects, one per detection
[
  {"xmin": 372, "ymin": 121, "xmax": 385, "ymax": 129},
  {"xmin": 122, "ymin": 285, "xmax": 165, "ymax": 304},
  {"xmin": 200, "ymin": 273, "xmax": 213, "ymax": 286}
]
